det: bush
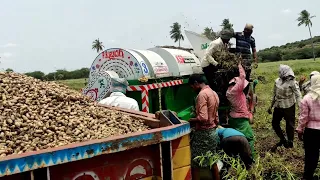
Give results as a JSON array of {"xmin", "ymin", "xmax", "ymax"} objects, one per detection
[
  {"xmin": 258, "ymin": 36, "xmax": 320, "ymax": 62},
  {"xmin": 25, "ymin": 71, "xmax": 45, "ymax": 80},
  {"xmin": 25, "ymin": 68, "xmax": 90, "ymax": 81}
]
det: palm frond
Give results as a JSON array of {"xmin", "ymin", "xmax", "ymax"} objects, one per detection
[
  {"xmin": 180, "ymin": 34, "xmax": 184, "ymax": 41},
  {"xmin": 92, "ymin": 38, "xmax": 104, "ymax": 53},
  {"xmin": 297, "ymin": 10, "xmax": 315, "ymax": 28},
  {"xmin": 169, "ymin": 22, "xmax": 184, "ymax": 44}
]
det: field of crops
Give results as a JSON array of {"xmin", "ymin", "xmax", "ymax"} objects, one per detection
[{"xmin": 59, "ymin": 58, "xmax": 320, "ymax": 179}]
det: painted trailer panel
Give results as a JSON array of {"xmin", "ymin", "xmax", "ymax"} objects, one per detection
[
  {"xmin": 0, "ymin": 123, "xmax": 190, "ymax": 177},
  {"xmin": 50, "ymin": 144, "xmax": 162, "ymax": 180}
]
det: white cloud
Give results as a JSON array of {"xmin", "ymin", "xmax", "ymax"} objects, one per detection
[
  {"xmin": 1, "ymin": 43, "xmax": 18, "ymax": 48},
  {"xmin": 281, "ymin": 9, "xmax": 292, "ymax": 14},
  {"xmin": 0, "ymin": 52, "xmax": 13, "ymax": 58}
]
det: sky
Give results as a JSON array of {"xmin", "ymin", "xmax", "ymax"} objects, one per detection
[{"xmin": 0, "ymin": 0, "xmax": 319, "ymax": 73}]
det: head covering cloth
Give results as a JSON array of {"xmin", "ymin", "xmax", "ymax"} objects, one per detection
[
  {"xmin": 279, "ymin": 64, "xmax": 295, "ymax": 80},
  {"xmin": 111, "ymin": 78, "xmax": 129, "ymax": 94},
  {"xmin": 308, "ymin": 74, "xmax": 320, "ymax": 100},
  {"xmin": 310, "ymin": 71, "xmax": 320, "ymax": 77}
]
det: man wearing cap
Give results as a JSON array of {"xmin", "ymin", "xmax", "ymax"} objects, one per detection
[
  {"xmin": 98, "ymin": 78, "xmax": 140, "ymax": 111},
  {"xmin": 202, "ymin": 29, "xmax": 234, "ymax": 88},
  {"xmin": 299, "ymin": 71, "xmax": 320, "ymax": 95},
  {"xmin": 234, "ymin": 23, "xmax": 258, "ymax": 81}
]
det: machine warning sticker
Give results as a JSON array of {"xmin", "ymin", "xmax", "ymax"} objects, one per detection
[{"xmin": 175, "ymin": 55, "xmax": 185, "ymax": 64}]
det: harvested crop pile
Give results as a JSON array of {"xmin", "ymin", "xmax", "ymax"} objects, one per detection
[
  {"xmin": 0, "ymin": 72, "xmax": 150, "ymax": 157},
  {"xmin": 211, "ymin": 48, "xmax": 242, "ymax": 70}
]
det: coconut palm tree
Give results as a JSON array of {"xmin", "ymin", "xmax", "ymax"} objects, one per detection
[
  {"xmin": 221, "ymin": 19, "xmax": 233, "ymax": 30},
  {"xmin": 202, "ymin": 27, "xmax": 217, "ymax": 40},
  {"xmin": 170, "ymin": 22, "xmax": 184, "ymax": 47},
  {"xmin": 297, "ymin": 10, "xmax": 316, "ymax": 60},
  {"xmin": 92, "ymin": 39, "xmax": 104, "ymax": 53}
]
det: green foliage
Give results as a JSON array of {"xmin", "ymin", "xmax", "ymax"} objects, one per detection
[
  {"xmin": 170, "ymin": 22, "xmax": 184, "ymax": 47},
  {"xmin": 297, "ymin": 9, "xmax": 316, "ymax": 60},
  {"xmin": 194, "ymin": 151, "xmax": 220, "ymax": 168},
  {"xmin": 24, "ymin": 68, "xmax": 89, "ymax": 81},
  {"xmin": 5, "ymin": 68, "xmax": 13, "ymax": 72},
  {"xmin": 221, "ymin": 19, "xmax": 233, "ymax": 30},
  {"xmin": 258, "ymin": 36, "xmax": 320, "ymax": 62},
  {"xmin": 297, "ymin": 10, "xmax": 315, "ymax": 27},
  {"xmin": 202, "ymin": 27, "xmax": 217, "ymax": 41},
  {"xmin": 259, "ymin": 49, "xmax": 283, "ymax": 62},
  {"xmin": 57, "ymin": 78, "xmax": 87, "ymax": 90},
  {"xmin": 25, "ymin": 71, "xmax": 45, "ymax": 80},
  {"xmin": 92, "ymin": 38, "xmax": 104, "ymax": 53}
]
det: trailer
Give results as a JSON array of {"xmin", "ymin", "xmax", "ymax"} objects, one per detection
[{"xmin": 0, "ymin": 107, "xmax": 192, "ymax": 180}]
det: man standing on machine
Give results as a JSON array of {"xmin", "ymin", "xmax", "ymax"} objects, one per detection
[
  {"xmin": 201, "ymin": 29, "xmax": 234, "ymax": 87},
  {"xmin": 234, "ymin": 23, "xmax": 258, "ymax": 81}
]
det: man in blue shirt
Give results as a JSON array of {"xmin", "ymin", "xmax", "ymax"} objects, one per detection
[
  {"xmin": 234, "ymin": 23, "xmax": 258, "ymax": 81},
  {"xmin": 216, "ymin": 126, "xmax": 253, "ymax": 169}
]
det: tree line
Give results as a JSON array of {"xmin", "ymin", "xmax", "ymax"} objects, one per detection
[
  {"xmin": 169, "ymin": 18, "xmax": 234, "ymax": 47},
  {"xmin": 21, "ymin": 68, "xmax": 90, "ymax": 81},
  {"xmin": 169, "ymin": 10, "xmax": 317, "ymax": 62},
  {"xmin": 258, "ymin": 37, "xmax": 320, "ymax": 62}
]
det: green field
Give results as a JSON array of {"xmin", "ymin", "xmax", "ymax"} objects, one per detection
[{"xmin": 59, "ymin": 58, "xmax": 320, "ymax": 179}]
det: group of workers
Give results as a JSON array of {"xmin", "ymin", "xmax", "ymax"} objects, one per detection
[
  {"xmin": 97, "ymin": 23, "xmax": 320, "ymax": 180},
  {"xmin": 190, "ymin": 23, "xmax": 257, "ymax": 179},
  {"xmin": 268, "ymin": 66, "xmax": 320, "ymax": 180},
  {"xmin": 191, "ymin": 22, "xmax": 320, "ymax": 179}
]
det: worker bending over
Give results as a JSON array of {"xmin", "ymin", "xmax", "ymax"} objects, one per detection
[
  {"xmin": 234, "ymin": 23, "xmax": 258, "ymax": 81},
  {"xmin": 299, "ymin": 71, "xmax": 320, "ymax": 96},
  {"xmin": 226, "ymin": 62, "xmax": 255, "ymax": 157},
  {"xmin": 201, "ymin": 29, "xmax": 234, "ymax": 87},
  {"xmin": 99, "ymin": 78, "xmax": 139, "ymax": 111},
  {"xmin": 216, "ymin": 126, "xmax": 253, "ymax": 169},
  {"xmin": 188, "ymin": 74, "xmax": 220, "ymax": 180},
  {"xmin": 268, "ymin": 65, "xmax": 301, "ymax": 151}
]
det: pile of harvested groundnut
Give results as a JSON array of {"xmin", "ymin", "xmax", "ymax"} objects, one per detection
[
  {"xmin": 0, "ymin": 72, "xmax": 150, "ymax": 157},
  {"xmin": 212, "ymin": 48, "xmax": 241, "ymax": 70}
]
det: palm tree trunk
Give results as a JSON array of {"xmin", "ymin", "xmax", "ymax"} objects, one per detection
[
  {"xmin": 308, "ymin": 24, "xmax": 316, "ymax": 61},
  {"xmin": 179, "ymin": 39, "xmax": 181, "ymax": 47}
]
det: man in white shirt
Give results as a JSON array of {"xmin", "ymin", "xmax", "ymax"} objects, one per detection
[
  {"xmin": 201, "ymin": 29, "xmax": 234, "ymax": 68},
  {"xmin": 99, "ymin": 78, "xmax": 140, "ymax": 111},
  {"xmin": 202, "ymin": 29, "xmax": 234, "ymax": 87}
]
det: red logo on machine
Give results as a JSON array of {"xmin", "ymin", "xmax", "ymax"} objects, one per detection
[
  {"xmin": 175, "ymin": 55, "xmax": 185, "ymax": 64},
  {"xmin": 85, "ymin": 88, "xmax": 98, "ymax": 101},
  {"xmin": 102, "ymin": 49, "xmax": 124, "ymax": 60}
]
